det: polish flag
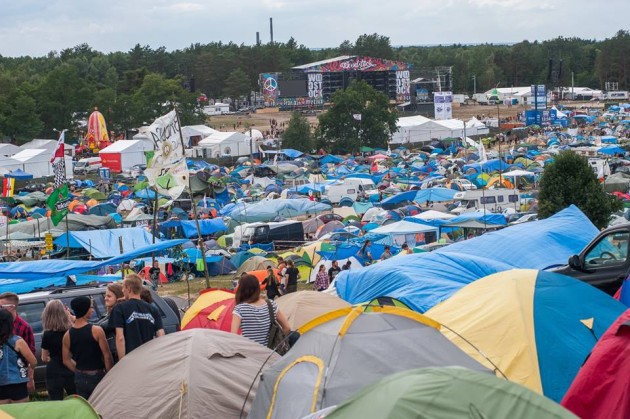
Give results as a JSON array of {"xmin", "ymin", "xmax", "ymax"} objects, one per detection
[{"xmin": 51, "ymin": 129, "xmax": 66, "ymax": 163}]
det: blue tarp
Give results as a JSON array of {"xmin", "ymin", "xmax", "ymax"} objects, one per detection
[
  {"xmin": 463, "ymin": 159, "xmax": 510, "ymax": 173},
  {"xmin": 334, "ymin": 205, "xmax": 598, "ymax": 312},
  {"xmin": 445, "ymin": 211, "xmax": 507, "ymax": 226},
  {"xmin": 54, "ymin": 227, "xmax": 156, "ymax": 258},
  {"xmin": 229, "ymin": 199, "xmax": 331, "ymax": 223},
  {"xmin": 180, "ymin": 219, "xmax": 228, "ymax": 238},
  {"xmin": 0, "ymin": 239, "xmax": 187, "ymax": 293},
  {"xmin": 320, "ymin": 154, "xmax": 344, "ymax": 164},
  {"xmin": 5, "ymin": 169, "xmax": 33, "ymax": 179},
  {"xmin": 598, "ymin": 146, "xmax": 625, "ymax": 155}
]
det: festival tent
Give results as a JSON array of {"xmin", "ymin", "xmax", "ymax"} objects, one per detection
[
  {"xmin": 197, "ymin": 132, "xmax": 253, "ymax": 158},
  {"xmin": 99, "ymin": 140, "xmax": 151, "ymax": 173},
  {"xmin": 4, "ymin": 168, "xmax": 34, "ymax": 179},
  {"xmin": 180, "ymin": 289, "xmax": 236, "ymax": 331},
  {"xmin": 228, "ymin": 199, "xmax": 331, "ymax": 223},
  {"xmin": 412, "ymin": 210, "xmax": 455, "ymax": 221},
  {"xmin": 235, "ymin": 256, "xmax": 276, "ymax": 277},
  {"xmin": 561, "ymin": 309, "xmax": 630, "ymax": 419},
  {"xmin": 425, "ymin": 270, "xmax": 626, "ymax": 402},
  {"xmin": 334, "ymin": 205, "xmax": 599, "ymax": 312},
  {"xmin": 54, "ymin": 227, "xmax": 156, "ymax": 258},
  {"xmin": 248, "ymin": 305, "xmax": 489, "ymax": 419},
  {"xmin": 0, "ymin": 395, "xmax": 100, "ymax": 418},
  {"xmin": 274, "ymin": 291, "xmax": 351, "ymax": 329},
  {"xmin": 310, "ymin": 368, "xmax": 576, "ymax": 419},
  {"xmin": 8, "ymin": 149, "xmax": 73, "ymax": 179},
  {"xmin": 89, "ymin": 329, "xmax": 279, "ymax": 419}
]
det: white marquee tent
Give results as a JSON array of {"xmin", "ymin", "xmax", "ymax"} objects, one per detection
[{"xmin": 197, "ymin": 132, "xmax": 252, "ymax": 158}]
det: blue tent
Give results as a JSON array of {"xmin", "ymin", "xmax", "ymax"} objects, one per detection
[
  {"xmin": 463, "ymin": 159, "xmax": 510, "ymax": 174},
  {"xmin": 0, "ymin": 239, "xmax": 187, "ymax": 293},
  {"xmin": 334, "ymin": 205, "xmax": 598, "ymax": 313},
  {"xmin": 229, "ymin": 199, "xmax": 331, "ymax": 223},
  {"xmin": 54, "ymin": 227, "xmax": 156, "ymax": 258},
  {"xmin": 320, "ymin": 154, "xmax": 343, "ymax": 165},
  {"xmin": 598, "ymin": 146, "xmax": 625, "ymax": 156},
  {"xmin": 5, "ymin": 169, "xmax": 33, "ymax": 179},
  {"xmin": 89, "ymin": 203, "xmax": 117, "ymax": 216}
]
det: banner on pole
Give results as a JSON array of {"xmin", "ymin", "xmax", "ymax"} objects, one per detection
[{"xmin": 143, "ymin": 110, "xmax": 189, "ymax": 199}]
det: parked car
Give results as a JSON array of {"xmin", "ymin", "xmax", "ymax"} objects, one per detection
[
  {"xmin": 549, "ymin": 223, "xmax": 630, "ymax": 296},
  {"xmin": 17, "ymin": 284, "xmax": 181, "ymax": 391},
  {"xmin": 123, "ymin": 163, "xmax": 147, "ymax": 179}
]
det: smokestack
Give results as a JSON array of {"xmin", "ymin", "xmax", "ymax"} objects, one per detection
[
  {"xmin": 269, "ymin": 17, "xmax": 274, "ymax": 44},
  {"xmin": 256, "ymin": 32, "xmax": 260, "ymax": 46}
]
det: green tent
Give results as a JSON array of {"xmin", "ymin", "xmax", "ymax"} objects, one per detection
[
  {"xmin": 360, "ymin": 146, "xmax": 375, "ymax": 153},
  {"xmin": 0, "ymin": 396, "xmax": 100, "ymax": 419},
  {"xmin": 318, "ymin": 368, "xmax": 576, "ymax": 419}
]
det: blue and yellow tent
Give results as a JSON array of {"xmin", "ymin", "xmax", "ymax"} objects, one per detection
[{"xmin": 426, "ymin": 269, "xmax": 626, "ymax": 402}]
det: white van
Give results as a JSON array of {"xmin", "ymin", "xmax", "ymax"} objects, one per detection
[
  {"xmin": 322, "ymin": 178, "xmax": 377, "ymax": 204},
  {"xmin": 74, "ymin": 157, "xmax": 102, "ymax": 174},
  {"xmin": 451, "ymin": 189, "xmax": 520, "ymax": 214}
]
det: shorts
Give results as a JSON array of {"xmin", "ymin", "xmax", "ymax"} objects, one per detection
[{"xmin": 0, "ymin": 382, "xmax": 28, "ymax": 401}]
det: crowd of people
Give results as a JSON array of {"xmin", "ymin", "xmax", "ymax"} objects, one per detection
[{"xmin": 0, "ymin": 274, "xmax": 165, "ymax": 404}]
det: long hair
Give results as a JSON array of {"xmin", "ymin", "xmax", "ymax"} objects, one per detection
[
  {"xmin": 0, "ymin": 309, "xmax": 14, "ymax": 345},
  {"xmin": 106, "ymin": 283, "xmax": 124, "ymax": 314},
  {"xmin": 42, "ymin": 300, "xmax": 72, "ymax": 332},
  {"xmin": 236, "ymin": 274, "xmax": 261, "ymax": 304},
  {"xmin": 360, "ymin": 240, "xmax": 371, "ymax": 254}
]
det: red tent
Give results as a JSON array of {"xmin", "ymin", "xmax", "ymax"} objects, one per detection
[
  {"xmin": 139, "ymin": 266, "xmax": 168, "ymax": 284},
  {"xmin": 561, "ymin": 309, "xmax": 630, "ymax": 419}
]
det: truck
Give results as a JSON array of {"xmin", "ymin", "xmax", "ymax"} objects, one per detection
[
  {"xmin": 549, "ymin": 223, "xmax": 630, "ymax": 295},
  {"xmin": 322, "ymin": 178, "xmax": 378, "ymax": 204},
  {"xmin": 451, "ymin": 189, "xmax": 521, "ymax": 214},
  {"xmin": 472, "ymin": 93, "xmax": 489, "ymax": 105},
  {"xmin": 234, "ymin": 220, "xmax": 305, "ymax": 249},
  {"xmin": 604, "ymin": 91, "xmax": 629, "ymax": 101}
]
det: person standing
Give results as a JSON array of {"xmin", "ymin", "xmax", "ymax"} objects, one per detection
[
  {"xmin": 262, "ymin": 267, "xmax": 282, "ymax": 300},
  {"xmin": 328, "ymin": 260, "xmax": 341, "ymax": 284},
  {"xmin": 62, "ymin": 296, "xmax": 112, "ymax": 400},
  {"xmin": 358, "ymin": 240, "xmax": 373, "ymax": 265},
  {"xmin": 0, "ymin": 309, "xmax": 37, "ymax": 405},
  {"xmin": 0, "ymin": 292, "xmax": 35, "ymax": 393},
  {"xmin": 148, "ymin": 261, "xmax": 161, "ymax": 291},
  {"xmin": 313, "ymin": 265, "xmax": 330, "ymax": 291},
  {"xmin": 109, "ymin": 274, "xmax": 164, "ymax": 360},
  {"xmin": 380, "ymin": 246, "xmax": 393, "ymax": 261},
  {"xmin": 96, "ymin": 283, "xmax": 124, "ymax": 362},
  {"xmin": 41, "ymin": 301, "xmax": 76, "ymax": 400},
  {"xmin": 231, "ymin": 275, "xmax": 290, "ymax": 347},
  {"xmin": 283, "ymin": 260, "xmax": 300, "ymax": 294}
]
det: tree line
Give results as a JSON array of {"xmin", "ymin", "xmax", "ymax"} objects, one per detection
[{"xmin": 0, "ymin": 30, "xmax": 628, "ymax": 143}]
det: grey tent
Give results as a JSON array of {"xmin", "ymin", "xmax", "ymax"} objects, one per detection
[
  {"xmin": 90, "ymin": 329, "xmax": 279, "ymax": 419},
  {"xmin": 235, "ymin": 255, "xmax": 276, "ymax": 276},
  {"xmin": 248, "ymin": 305, "xmax": 490, "ymax": 419}
]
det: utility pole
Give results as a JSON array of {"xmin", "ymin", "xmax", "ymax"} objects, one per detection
[
  {"xmin": 472, "ymin": 75, "xmax": 476, "ymax": 96},
  {"xmin": 249, "ymin": 126, "xmax": 254, "ymax": 162}
]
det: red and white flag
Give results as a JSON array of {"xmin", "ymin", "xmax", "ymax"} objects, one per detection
[{"xmin": 50, "ymin": 129, "xmax": 66, "ymax": 163}]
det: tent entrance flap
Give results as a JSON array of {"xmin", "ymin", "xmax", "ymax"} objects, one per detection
[{"xmin": 267, "ymin": 356, "xmax": 324, "ymax": 419}]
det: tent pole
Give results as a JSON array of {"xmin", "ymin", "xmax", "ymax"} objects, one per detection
[
  {"xmin": 151, "ymin": 186, "xmax": 159, "ymax": 272},
  {"xmin": 65, "ymin": 212, "xmax": 70, "ymax": 258},
  {"xmin": 176, "ymin": 110, "xmax": 210, "ymax": 288}
]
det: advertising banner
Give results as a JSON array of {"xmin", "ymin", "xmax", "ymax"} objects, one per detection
[{"xmin": 434, "ymin": 92, "xmax": 453, "ymax": 120}]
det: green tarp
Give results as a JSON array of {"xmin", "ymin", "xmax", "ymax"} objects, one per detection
[{"xmin": 0, "ymin": 396, "xmax": 99, "ymax": 419}]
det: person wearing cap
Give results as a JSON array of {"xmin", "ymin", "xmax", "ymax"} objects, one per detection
[{"xmin": 62, "ymin": 296, "xmax": 113, "ymax": 400}]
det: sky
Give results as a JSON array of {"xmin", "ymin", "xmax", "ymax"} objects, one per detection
[{"xmin": 0, "ymin": 0, "xmax": 628, "ymax": 57}]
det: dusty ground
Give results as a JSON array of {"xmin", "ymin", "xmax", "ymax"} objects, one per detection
[{"xmin": 206, "ymin": 101, "xmax": 602, "ymax": 135}]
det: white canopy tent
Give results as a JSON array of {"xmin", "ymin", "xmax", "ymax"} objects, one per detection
[
  {"xmin": 197, "ymin": 132, "xmax": 252, "ymax": 158},
  {"xmin": 6, "ymin": 148, "xmax": 73, "ymax": 179},
  {"xmin": 371, "ymin": 219, "xmax": 438, "ymax": 247},
  {"xmin": 411, "ymin": 210, "xmax": 455, "ymax": 221}
]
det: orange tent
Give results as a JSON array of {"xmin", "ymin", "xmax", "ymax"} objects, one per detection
[
  {"xmin": 139, "ymin": 266, "xmax": 168, "ymax": 284},
  {"xmin": 181, "ymin": 289, "xmax": 236, "ymax": 331}
]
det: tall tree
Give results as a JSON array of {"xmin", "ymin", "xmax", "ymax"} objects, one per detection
[
  {"xmin": 538, "ymin": 151, "xmax": 622, "ymax": 229},
  {"xmin": 353, "ymin": 33, "xmax": 394, "ymax": 59},
  {"xmin": 316, "ymin": 80, "xmax": 398, "ymax": 154},
  {"xmin": 281, "ymin": 111, "xmax": 312, "ymax": 152},
  {"xmin": 222, "ymin": 68, "xmax": 252, "ymax": 98}
]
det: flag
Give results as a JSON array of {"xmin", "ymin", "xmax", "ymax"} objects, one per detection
[
  {"xmin": 2, "ymin": 178, "xmax": 14, "ymax": 198},
  {"xmin": 352, "ymin": 114, "xmax": 362, "ymax": 121},
  {"xmin": 143, "ymin": 110, "xmax": 189, "ymax": 200},
  {"xmin": 50, "ymin": 129, "xmax": 66, "ymax": 163},
  {"xmin": 46, "ymin": 184, "xmax": 70, "ymax": 226}
]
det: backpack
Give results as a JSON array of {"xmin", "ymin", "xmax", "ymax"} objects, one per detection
[{"xmin": 266, "ymin": 301, "xmax": 289, "ymax": 355}]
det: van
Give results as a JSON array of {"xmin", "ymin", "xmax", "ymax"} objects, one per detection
[
  {"xmin": 74, "ymin": 157, "xmax": 102, "ymax": 174},
  {"xmin": 322, "ymin": 179, "xmax": 378, "ymax": 204},
  {"xmin": 451, "ymin": 189, "xmax": 521, "ymax": 214},
  {"xmin": 236, "ymin": 220, "xmax": 305, "ymax": 249}
]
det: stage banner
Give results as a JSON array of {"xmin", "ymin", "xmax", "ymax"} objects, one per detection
[
  {"xmin": 260, "ymin": 73, "xmax": 280, "ymax": 105},
  {"xmin": 396, "ymin": 70, "xmax": 410, "ymax": 102},
  {"xmin": 307, "ymin": 73, "xmax": 323, "ymax": 99},
  {"xmin": 434, "ymin": 92, "xmax": 453, "ymax": 120},
  {"xmin": 143, "ymin": 110, "xmax": 189, "ymax": 200}
]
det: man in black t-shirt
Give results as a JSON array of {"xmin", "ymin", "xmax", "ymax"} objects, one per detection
[
  {"xmin": 109, "ymin": 275, "xmax": 164, "ymax": 359},
  {"xmin": 328, "ymin": 260, "xmax": 341, "ymax": 284},
  {"xmin": 148, "ymin": 261, "xmax": 161, "ymax": 290},
  {"xmin": 283, "ymin": 260, "xmax": 300, "ymax": 294}
]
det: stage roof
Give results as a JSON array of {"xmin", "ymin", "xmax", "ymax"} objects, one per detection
[{"xmin": 292, "ymin": 55, "xmax": 411, "ymax": 73}]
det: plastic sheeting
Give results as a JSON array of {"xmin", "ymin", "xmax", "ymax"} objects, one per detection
[
  {"xmin": 0, "ymin": 239, "xmax": 187, "ymax": 293},
  {"xmin": 228, "ymin": 199, "xmax": 331, "ymax": 223},
  {"xmin": 180, "ymin": 219, "xmax": 228, "ymax": 238},
  {"xmin": 54, "ymin": 227, "xmax": 156, "ymax": 258},
  {"xmin": 335, "ymin": 205, "xmax": 598, "ymax": 312}
]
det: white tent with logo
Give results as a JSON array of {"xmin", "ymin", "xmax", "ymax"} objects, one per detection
[{"xmin": 197, "ymin": 132, "xmax": 252, "ymax": 158}]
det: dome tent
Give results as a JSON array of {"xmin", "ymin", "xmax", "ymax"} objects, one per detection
[{"xmin": 248, "ymin": 305, "xmax": 489, "ymax": 419}]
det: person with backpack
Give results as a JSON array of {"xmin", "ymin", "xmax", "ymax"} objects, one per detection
[
  {"xmin": 0, "ymin": 309, "xmax": 38, "ymax": 404},
  {"xmin": 231, "ymin": 274, "xmax": 290, "ymax": 347}
]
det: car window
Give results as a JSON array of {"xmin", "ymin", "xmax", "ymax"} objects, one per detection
[
  {"xmin": 584, "ymin": 232, "xmax": 629, "ymax": 267},
  {"xmin": 18, "ymin": 302, "xmax": 46, "ymax": 334}
]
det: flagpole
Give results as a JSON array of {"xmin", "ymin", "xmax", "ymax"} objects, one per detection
[
  {"xmin": 175, "ymin": 110, "xmax": 210, "ymax": 288},
  {"xmin": 65, "ymin": 212, "xmax": 70, "ymax": 258}
]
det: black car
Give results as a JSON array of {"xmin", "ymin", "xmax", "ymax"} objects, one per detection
[
  {"xmin": 17, "ymin": 284, "xmax": 181, "ymax": 391},
  {"xmin": 550, "ymin": 223, "xmax": 630, "ymax": 296}
]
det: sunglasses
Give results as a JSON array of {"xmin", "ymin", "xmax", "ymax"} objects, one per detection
[{"xmin": 1, "ymin": 304, "xmax": 16, "ymax": 309}]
